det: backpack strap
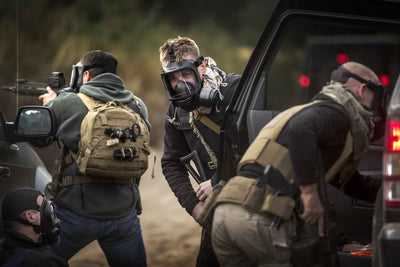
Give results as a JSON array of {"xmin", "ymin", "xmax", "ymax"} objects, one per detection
[
  {"xmin": 127, "ymin": 101, "xmax": 151, "ymax": 131},
  {"xmin": 77, "ymin": 92, "xmax": 150, "ymax": 131},
  {"xmin": 77, "ymin": 92, "xmax": 97, "ymax": 111},
  {"xmin": 69, "ymin": 92, "xmax": 98, "ymax": 164},
  {"xmin": 325, "ymin": 132, "xmax": 353, "ymax": 183}
]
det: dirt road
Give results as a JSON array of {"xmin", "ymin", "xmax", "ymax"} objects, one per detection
[{"xmin": 68, "ymin": 148, "xmax": 202, "ymax": 267}]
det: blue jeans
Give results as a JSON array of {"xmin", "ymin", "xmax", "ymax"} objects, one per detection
[{"xmin": 53, "ymin": 205, "xmax": 146, "ymax": 267}]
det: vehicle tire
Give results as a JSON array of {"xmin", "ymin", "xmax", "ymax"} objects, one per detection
[{"xmin": 372, "ymin": 185, "xmax": 383, "ymax": 267}]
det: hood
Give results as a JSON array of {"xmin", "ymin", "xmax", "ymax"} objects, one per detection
[{"xmin": 79, "ymin": 73, "xmax": 133, "ymax": 103}]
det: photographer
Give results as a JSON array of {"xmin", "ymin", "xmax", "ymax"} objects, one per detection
[{"xmin": 38, "ymin": 50, "xmax": 150, "ymax": 266}]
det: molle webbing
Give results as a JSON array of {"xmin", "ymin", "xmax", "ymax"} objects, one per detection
[
  {"xmin": 62, "ymin": 174, "xmax": 139, "ymax": 186},
  {"xmin": 74, "ymin": 93, "xmax": 150, "ymax": 180},
  {"xmin": 215, "ymin": 176, "xmax": 295, "ymax": 221}
]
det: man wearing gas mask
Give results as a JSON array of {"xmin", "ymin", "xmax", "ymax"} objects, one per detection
[
  {"xmin": 159, "ymin": 36, "xmax": 241, "ymax": 267},
  {"xmin": 0, "ymin": 187, "xmax": 66, "ymax": 266},
  {"xmin": 210, "ymin": 61, "xmax": 386, "ymax": 267}
]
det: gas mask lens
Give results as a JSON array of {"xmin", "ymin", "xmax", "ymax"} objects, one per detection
[
  {"xmin": 161, "ymin": 57, "xmax": 203, "ymax": 111},
  {"xmin": 69, "ymin": 61, "xmax": 83, "ymax": 90},
  {"xmin": 166, "ymin": 68, "xmax": 200, "ymax": 99}
]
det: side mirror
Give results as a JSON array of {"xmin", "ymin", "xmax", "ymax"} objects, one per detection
[{"xmin": 14, "ymin": 106, "xmax": 56, "ymax": 137}]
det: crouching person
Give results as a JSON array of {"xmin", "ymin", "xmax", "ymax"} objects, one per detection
[
  {"xmin": 210, "ymin": 62, "xmax": 383, "ymax": 266},
  {"xmin": 0, "ymin": 187, "xmax": 67, "ymax": 266}
]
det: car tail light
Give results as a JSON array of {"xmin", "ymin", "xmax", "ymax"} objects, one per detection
[
  {"xmin": 349, "ymin": 250, "xmax": 373, "ymax": 257},
  {"xmin": 383, "ymin": 119, "xmax": 400, "ymax": 207},
  {"xmin": 342, "ymin": 243, "xmax": 372, "ymax": 257}
]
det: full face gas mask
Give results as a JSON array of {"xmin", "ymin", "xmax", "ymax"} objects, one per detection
[
  {"xmin": 16, "ymin": 194, "xmax": 60, "ymax": 246},
  {"xmin": 161, "ymin": 43, "xmax": 221, "ymax": 112},
  {"xmin": 2, "ymin": 188, "xmax": 61, "ymax": 246},
  {"xmin": 39, "ymin": 196, "xmax": 61, "ymax": 246},
  {"xmin": 69, "ymin": 61, "xmax": 83, "ymax": 92},
  {"xmin": 56, "ymin": 61, "xmax": 82, "ymax": 94},
  {"xmin": 331, "ymin": 65, "xmax": 390, "ymax": 141}
]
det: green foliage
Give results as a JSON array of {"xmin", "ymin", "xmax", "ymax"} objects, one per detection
[{"xmin": 0, "ymin": 0, "xmax": 278, "ymax": 146}]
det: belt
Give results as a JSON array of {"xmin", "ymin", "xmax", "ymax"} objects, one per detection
[{"xmin": 62, "ymin": 174, "xmax": 139, "ymax": 187}]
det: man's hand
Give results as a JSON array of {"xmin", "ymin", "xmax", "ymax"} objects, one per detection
[
  {"xmin": 299, "ymin": 183, "xmax": 324, "ymax": 237},
  {"xmin": 38, "ymin": 86, "xmax": 57, "ymax": 105},
  {"xmin": 191, "ymin": 201, "xmax": 205, "ymax": 221},
  {"xmin": 196, "ymin": 180, "xmax": 212, "ymax": 201}
]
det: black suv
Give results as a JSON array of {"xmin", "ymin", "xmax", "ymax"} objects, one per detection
[
  {"xmin": 218, "ymin": 0, "xmax": 400, "ymax": 266},
  {"xmin": 0, "ymin": 106, "xmax": 56, "ymax": 235}
]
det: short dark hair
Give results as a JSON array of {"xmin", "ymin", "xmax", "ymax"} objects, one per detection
[{"xmin": 81, "ymin": 50, "xmax": 118, "ymax": 78}]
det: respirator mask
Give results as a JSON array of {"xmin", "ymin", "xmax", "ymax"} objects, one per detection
[
  {"xmin": 69, "ymin": 61, "xmax": 83, "ymax": 92},
  {"xmin": 161, "ymin": 43, "xmax": 221, "ymax": 112},
  {"xmin": 38, "ymin": 196, "xmax": 61, "ymax": 246},
  {"xmin": 14, "ymin": 195, "xmax": 61, "ymax": 246},
  {"xmin": 331, "ymin": 65, "xmax": 390, "ymax": 141},
  {"xmin": 3, "ymin": 188, "xmax": 60, "ymax": 247},
  {"xmin": 66, "ymin": 53, "xmax": 118, "ymax": 93},
  {"xmin": 57, "ymin": 61, "xmax": 82, "ymax": 94}
]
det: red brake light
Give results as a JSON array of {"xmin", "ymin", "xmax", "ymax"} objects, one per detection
[
  {"xmin": 388, "ymin": 122, "xmax": 400, "ymax": 152},
  {"xmin": 384, "ymin": 119, "xmax": 400, "ymax": 207},
  {"xmin": 349, "ymin": 250, "xmax": 372, "ymax": 257}
]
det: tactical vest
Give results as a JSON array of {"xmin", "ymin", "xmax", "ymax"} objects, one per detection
[{"xmin": 197, "ymin": 101, "xmax": 354, "ymax": 225}]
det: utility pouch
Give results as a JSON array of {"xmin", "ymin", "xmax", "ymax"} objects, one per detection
[
  {"xmin": 261, "ymin": 194, "xmax": 295, "ymax": 221},
  {"xmin": 242, "ymin": 179, "xmax": 266, "ymax": 213},
  {"xmin": 197, "ymin": 183, "xmax": 224, "ymax": 228}
]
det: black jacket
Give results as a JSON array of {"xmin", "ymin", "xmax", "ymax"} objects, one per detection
[
  {"xmin": 241, "ymin": 95, "xmax": 380, "ymax": 202},
  {"xmin": 161, "ymin": 73, "xmax": 241, "ymax": 214},
  {"xmin": 0, "ymin": 230, "xmax": 68, "ymax": 267}
]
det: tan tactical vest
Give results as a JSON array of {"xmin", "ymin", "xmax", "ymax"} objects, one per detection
[
  {"xmin": 238, "ymin": 101, "xmax": 353, "ymax": 183},
  {"xmin": 202, "ymin": 101, "xmax": 354, "ymax": 223}
]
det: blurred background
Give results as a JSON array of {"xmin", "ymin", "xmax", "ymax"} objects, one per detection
[
  {"xmin": 0, "ymin": 3, "xmax": 278, "ymax": 264},
  {"xmin": 0, "ymin": 0, "xmax": 278, "ymax": 153}
]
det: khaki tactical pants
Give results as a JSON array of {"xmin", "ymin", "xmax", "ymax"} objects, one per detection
[{"xmin": 211, "ymin": 203, "xmax": 295, "ymax": 267}]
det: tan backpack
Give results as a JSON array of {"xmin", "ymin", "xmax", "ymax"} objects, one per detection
[{"xmin": 75, "ymin": 93, "xmax": 150, "ymax": 179}]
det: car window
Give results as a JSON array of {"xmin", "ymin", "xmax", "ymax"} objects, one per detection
[{"xmin": 253, "ymin": 15, "xmax": 400, "ymax": 112}]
